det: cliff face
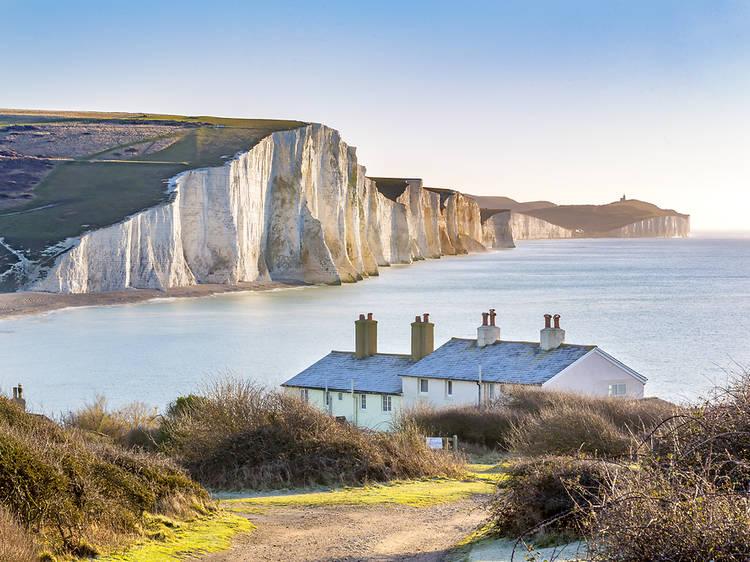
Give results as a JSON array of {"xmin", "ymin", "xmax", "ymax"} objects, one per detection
[
  {"xmin": 509, "ymin": 212, "xmax": 575, "ymax": 240},
  {"xmin": 482, "ymin": 211, "xmax": 516, "ymax": 248},
  {"xmin": 35, "ymin": 125, "xmax": 487, "ymax": 294},
  {"xmin": 601, "ymin": 215, "xmax": 690, "ymax": 238}
]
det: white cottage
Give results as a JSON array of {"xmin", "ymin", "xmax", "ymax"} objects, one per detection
[{"xmin": 282, "ymin": 311, "xmax": 647, "ymax": 429}]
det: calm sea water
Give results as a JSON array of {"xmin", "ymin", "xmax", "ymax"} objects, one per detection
[{"xmin": 1, "ymin": 237, "xmax": 748, "ymax": 415}]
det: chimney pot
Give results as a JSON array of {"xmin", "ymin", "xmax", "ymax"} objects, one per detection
[
  {"xmin": 411, "ymin": 314, "xmax": 434, "ymax": 361},
  {"xmin": 367, "ymin": 312, "xmax": 373, "ymax": 320},
  {"xmin": 540, "ymin": 315, "xmax": 565, "ymax": 351},
  {"xmin": 359, "ymin": 313, "xmax": 365, "ymax": 320},
  {"xmin": 477, "ymin": 313, "xmax": 501, "ymax": 347}
]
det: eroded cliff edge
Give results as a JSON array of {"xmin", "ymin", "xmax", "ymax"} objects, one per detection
[{"xmin": 34, "ymin": 125, "xmax": 491, "ymax": 293}]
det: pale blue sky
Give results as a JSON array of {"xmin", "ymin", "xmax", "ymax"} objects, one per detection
[{"xmin": 1, "ymin": 1, "xmax": 748, "ymax": 229}]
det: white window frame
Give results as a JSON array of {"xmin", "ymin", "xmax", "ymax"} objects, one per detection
[
  {"xmin": 360, "ymin": 394, "xmax": 367, "ymax": 409},
  {"xmin": 300, "ymin": 388, "xmax": 309, "ymax": 402},
  {"xmin": 382, "ymin": 394, "xmax": 392, "ymax": 412},
  {"xmin": 608, "ymin": 383, "xmax": 627, "ymax": 397},
  {"xmin": 446, "ymin": 380, "xmax": 453, "ymax": 397},
  {"xmin": 419, "ymin": 379, "xmax": 429, "ymax": 393}
]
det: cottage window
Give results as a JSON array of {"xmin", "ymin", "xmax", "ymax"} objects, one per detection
[
  {"xmin": 360, "ymin": 394, "xmax": 367, "ymax": 409},
  {"xmin": 382, "ymin": 395, "xmax": 392, "ymax": 412},
  {"xmin": 488, "ymin": 383, "xmax": 495, "ymax": 399},
  {"xmin": 608, "ymin": 383, "xmax": 627, "ymax": 397},
  {"xmin": 300, "ymin": 388, "xmax": 309, "ymax": 402},
  {"xmin": 420, "ymin": 379, "xmax": 429, "ymax": 393},
  {"xmin": 446, "ymin": 380, "xmax": 453, "ymax": 396},
  {"xmin": 338, "ymin": 392, "xmax": 343, "ymax": 400}
]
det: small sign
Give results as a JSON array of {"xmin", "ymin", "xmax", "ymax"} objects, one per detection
[{"xmin": 426, "ymin": 437, "xmax": 443, "ymax": 450}]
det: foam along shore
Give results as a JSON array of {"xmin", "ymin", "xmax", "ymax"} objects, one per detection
[{"xmin": 0, "ymin": 280, "xmax": 307, "ymax": 321}]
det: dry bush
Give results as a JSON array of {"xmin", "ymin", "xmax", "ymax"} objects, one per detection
[
  {"xmin": 398, "ymin": 403, "xmax": 519, "ymax": 448},
  {"xmin": 0, "ymin": 396, "xmax": 207, "ymax": 557},
  {"xmin": 63, "ymin": 395, "xmax": 159, "ymax": 449},
  {"xmin": 507, "ymin": 403, "xmax": 634, "ymax": 457},
  {"xmin": 401, "ymin": 386, "xmax": 677, "ymax": 456},
  {"xmin": 585, "ymin": 467, "xmax": 750, "ymax": 561},
  {"xmin": 503, "ymin": 386, "xmax": 675, "ymax": 435},
  {"xmin": 160, "ymin": 378, "xmax": 465, "ymax": 490},
  {"xmin": 0, "ymin": 505, "xmax": 39, "ymax": 562},
  {"xmin": 488, "ymin": 456, "xmax": 618, "ymax": 545},
  {"xmin": 582, "ymin": 368, "xmax": 750, "ymax": 559}
]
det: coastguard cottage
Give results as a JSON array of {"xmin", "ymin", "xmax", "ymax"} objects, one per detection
[{"xmin": 282, "ymin": 311, "xmax": 646, "ymax": 429}]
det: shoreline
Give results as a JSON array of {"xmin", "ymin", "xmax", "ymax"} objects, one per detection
[{"xmin": 0, "ymin": 280, "xmax": 310, "ymax": 321}]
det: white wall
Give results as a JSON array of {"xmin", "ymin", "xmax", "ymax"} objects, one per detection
[
  {"xmin": 542, "ymin": 351, "xmax": 644, "ymax": 398},
  {"xmin": 401, "ymin": 375, "xmax": 496, "ymax": 408},
  {"xmin": 284, "ymin": 386, "xmax": 400, "ymax": 430}
]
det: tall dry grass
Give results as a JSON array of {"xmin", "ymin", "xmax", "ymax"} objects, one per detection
[
  {"xmin": 0, "ymin": 505, "xmax": 38, "ymax": 562},
  {"xmin": 159, "ymin": 378, "xmax": 465, "ymax": 490}
]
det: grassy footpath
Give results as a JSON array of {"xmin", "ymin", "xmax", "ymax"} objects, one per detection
[
  {"xmin": 223, "ymin": 464, "xmax": 502, "ymax": 510},
  {"xmin": 102, "ymin": 465, "xmax": 500, "ymax": 561}
]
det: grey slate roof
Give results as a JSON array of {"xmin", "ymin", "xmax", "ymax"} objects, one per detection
[
  {"xmin": 281, "ymin": 351, "xmax": 410, "ymax": 395},
  {"xmin": 404, "ymin": 338, "xmax": 596, "ymax": 385}
]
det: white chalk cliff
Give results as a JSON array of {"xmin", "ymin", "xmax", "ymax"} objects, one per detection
[
  {"xmin": 602, "ymin": 215, "xmax": 690, "ymax": 238},
  {"xmin": 35, "ymin": 125, "xmax": 488, "ymax": 293},
  {"xmin": 509, "ymin": 213, "xmax": 575, "ymax": 240},
  {"xmin": 482, "ymin": 211, "xmax": 516, "ymax": 249}
]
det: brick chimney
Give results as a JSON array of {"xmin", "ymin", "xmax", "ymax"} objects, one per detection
[
  {"xmin": 12, "ymin": 383, "xmax": 26, "ymax": 411},
  {"xmin": 411, "ymin": 313, "xmax": 434, "ymax": 361},
  {"xmin": 477, "ymin": 309, "xmax": 500, "ymax": 347},
  {"xmin": 540, "ymin": 314, "xmax": 565, "ymax": 351},
  {"xmin": 355, "ymin": 313, "xmax": 377, "ymax": 358}
]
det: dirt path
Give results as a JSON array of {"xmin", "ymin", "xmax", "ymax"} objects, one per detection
[{"xmin": 199, "ymin": 497, "xmax": 487, "ymax": 562}]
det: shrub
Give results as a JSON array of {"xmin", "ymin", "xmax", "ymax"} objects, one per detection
[
  {"xmin": 401, "ymin": 386, "xmax": 677, "ymax": 456},
  {"xmin": 160, "ymin": 378, "xmax": 465, "ymax": 490},
  {"xmin": 583, "ymin": 368, "xmax": 750, "ymax": 559},
  {"xmin": 63, "ymin": 395, "xmax": 160, "ymax": 449},
  {"xmin": 488, "ymin": 456, "xmax": 617, "ymax": 544},
  {"xmin": 506, "ymin": 403, "xmax": 634, "ymax": 457},
  {"xmin": 585, "ymin": 467, "xmax": 750, "ymax": 561},
  {"xmin": 0, "ymin": 396, "xmax": 208, "ymax": 557},
  {"xmin": 399, "ymin": 403, "xmax": 519, "ymax": 449}
]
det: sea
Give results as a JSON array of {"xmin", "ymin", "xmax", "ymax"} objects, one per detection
[{"xmin": 1, "ymin": 235, "xmax": 748, "ymax": 416}]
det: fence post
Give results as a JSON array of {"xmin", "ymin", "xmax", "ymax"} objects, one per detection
[{"xmin": 453, "ymin": 434, "xmax": 458, "ymax": 453}]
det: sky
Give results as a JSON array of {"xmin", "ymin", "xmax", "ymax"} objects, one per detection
[{"xmin": 1, "ymin": 0, "xmax": 748, "ymax": 230}]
